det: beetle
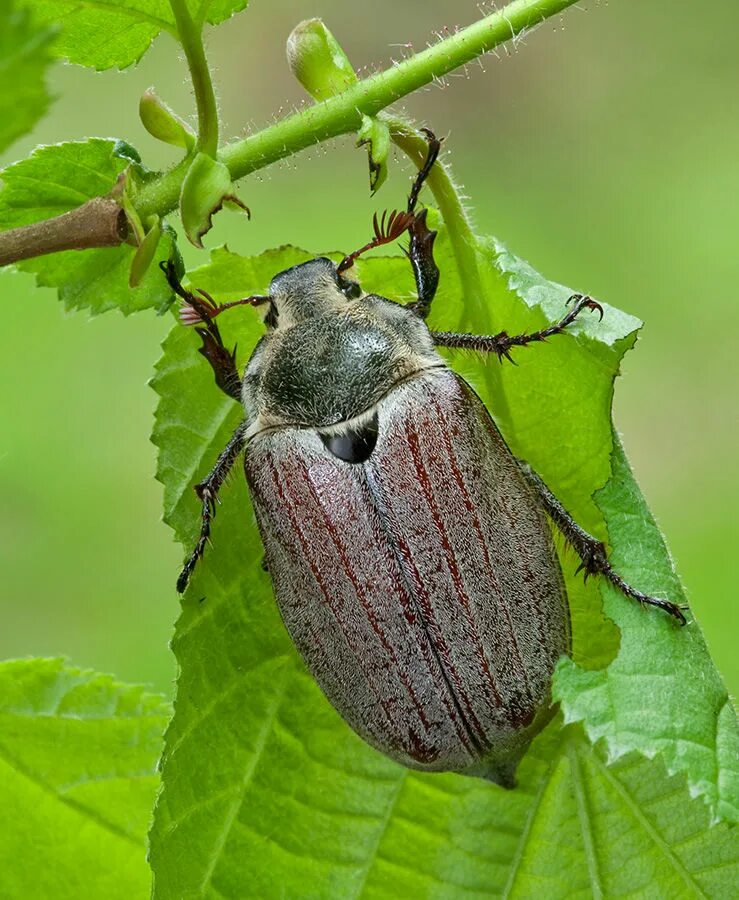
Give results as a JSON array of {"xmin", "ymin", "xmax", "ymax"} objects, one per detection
[{"xmin": 162, "ymin": 130, "xmax": 686, "ymax": 787}]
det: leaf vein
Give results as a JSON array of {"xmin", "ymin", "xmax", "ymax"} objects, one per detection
[
  {"xmin": 0, "ymin": 743, "xmax": 144, "ymax": 848},
  {"xmin": 590, "ymin": 750, "xmax": 707, "ymax": 898},
  {"xmin": 569, "ymin": 741, "xmax": 603, "ymax": 898},
  {"xmin": 48, "ymin": 0, "xmax": 175, "ymax": 34},
  {"xmin": 197, "ymin": 664, "xmax": 291, "ymax": 895}
]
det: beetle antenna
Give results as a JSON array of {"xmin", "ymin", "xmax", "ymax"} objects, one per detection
[
  {"xmin": 337, "ymin": 209, "xmax": 415, "ymax": 273},
  {"xmin": 179, "ymin": 293, "xmax": 269, "ymax": 326},
  {"xmin": 337, "ymin": 129, "xmax": 442, "ymax": 274}
]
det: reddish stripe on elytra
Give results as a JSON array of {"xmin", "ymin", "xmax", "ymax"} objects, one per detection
[
  {"xmin": 357, "ymin": 467, "xmax": 477, "ymax": 758},
  {"xmin": 261, "ymin": 455, "xmax": 402, "ymax": 737},
  {"xmin": 477, "ymin": 400, "xmax": 555, "ymax": 664},
  {"xmin": 495, "ymin": 488, "xmax": 553, "ymax": 655},
  {"xmin": 403, "ymin": 418, "xmax": 496, "ymax": 745},
  {"xmin": 299, "ymin": 459, "xmax": 435, "ymax": 734},
  {"xmin": 430, "ymin": 392, "xmax": 535, "ymax": 709},
  {"xmin": 391, "ymin": 531, "xmax": 484, "ymax": 756}
]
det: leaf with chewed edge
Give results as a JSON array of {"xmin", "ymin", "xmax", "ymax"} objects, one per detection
[
  {"xmin": 483, "ymin": 240, "xmax": 739, "ymax": 825},
  {"xmin": 149, "ymin": 234, "xmax": 738, "ymax": 896},
  {"xmin": 554, "ymin": 434, "xmax": 739, "ymax": 824}
]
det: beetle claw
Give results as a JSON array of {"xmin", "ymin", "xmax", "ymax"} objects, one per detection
[
  {"xmin": 498, "ymin": 347, "xmax": 517, "ymax": 366},
  {"xmin": 583, "ymin": 296, "xmax": 604, "ymax": 320}
]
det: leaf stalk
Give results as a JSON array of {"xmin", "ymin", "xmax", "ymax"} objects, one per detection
[{"xmin": 168, "ymin": 0, "xmax": 219, "ymax": 158}]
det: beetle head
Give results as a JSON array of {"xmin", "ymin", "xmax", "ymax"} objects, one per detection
[
  {"xmin": 265, "ymin": 257, "xmax": 363, "ymax": 330},
  {"xmin": 263, "ymin": 207, "xmax": 414, "ymax": 329},
  {"xmin": 176, "ymin": 256, "xmax": 363, "ymax": 331}
]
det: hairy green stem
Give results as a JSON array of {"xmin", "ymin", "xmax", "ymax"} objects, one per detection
[
  {"xmin": 168, "ymin": 0, "xmax": 219, "ymax": 157},
  {"xmin": 137, "ymin": 0, "xmax": 579, "ymax": 219},
  {"xmin": 388, "ymin": 120, "xmax": 514, "ymax": 432}
]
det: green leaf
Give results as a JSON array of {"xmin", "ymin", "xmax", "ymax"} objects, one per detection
[
  {"xmin": 0, "ymin": 3, "xmax": 56, "ymax": 152},
  {"xmin": 502, "ymin": 727, "xmax": 739, "ymax": 898},
  {"xmin": 554, "ymin": 434, "xmax": 739, "ymax": 824},
  {"xmin": 20, "ymin": 226, "xmax": 177, "ymax": 315},
  {"xmin": 0, "ymin": 657, "xmax": 170, "ymax": 899},
  {"xmin": 149, "ymin": 236, "xmax": 738, "ymax": 895},
  {"xmin": 465, "ymin": 239, "xmax": 739, "ymax": 823},
  {"xmin": 0, "ymin": 139, "xmax": 177, "ymax": 314},
  {"xmin": 197, "ymin": 0, "xmax": 249, "ymax": 27},
  {"xmin": 0, "ymin": 138, "xmax": 125, "ymax": 229},
  {"xmin": 23, "ymin": 0, "xmax": 249, "ymax": 70}
]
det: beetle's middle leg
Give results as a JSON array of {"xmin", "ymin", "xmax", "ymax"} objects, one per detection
[
  {"xmin": 177, "ymin": 421, "xmax": 248, "ymax": 593},
  {"xmin": 431, "ymin": 294, "xmax": 603, "ymax": 362},
  {"xmin": 520, "ymin": 465, "xmax": 687, "ymax": 625},
  {"xmin": 161, "ymin": 260, "xmax": 242, "ymax": 402}
]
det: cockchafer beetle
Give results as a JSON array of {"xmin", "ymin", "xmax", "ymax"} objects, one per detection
[{"xmin": 163, "ymin": 130, "xmax": 686, "ymax": 787}]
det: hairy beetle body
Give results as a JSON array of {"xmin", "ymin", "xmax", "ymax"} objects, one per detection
[
  {"xmin": 238, "ymin": 258, "xmax": 569, "ymax": 785},
  {"xmin": 246, "ymin": 365, "xmax": 569, "ymax": 784}
]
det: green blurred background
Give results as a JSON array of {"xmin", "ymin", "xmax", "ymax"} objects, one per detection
[{"xmin": 1, "ymin": 0, "xmax": 737, "ymax": 698}]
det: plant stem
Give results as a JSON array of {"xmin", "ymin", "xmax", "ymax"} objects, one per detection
[
  {"xmin": 168, "ymin": 0, "xmax": 219, "ymax": 157},
  {"xmin": 0, "ymin": 0, "xmax": 581, "ymax": 266},
  {"xmin": 388, "ymin": 120, "xmax": 514, "ymax": 431},
  {"xmin": 137, "ymin": 0, "xmax": 579, "ymax": 219},
  {"xmin": 0, "ymin": 199, "xmax": 126, "ymax": 266}
]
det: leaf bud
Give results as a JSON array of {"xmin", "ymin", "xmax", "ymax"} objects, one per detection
[
  {"xmin": 129, "ymin": 216, "xmax": 162, "ymax": 288},
  {"xmin": 139, "ymin": 88, "xmax": 196, "ymax": 151},
  {"xmin": 286, "ymin": 19, "xmax": 357, "ymax": 100}
]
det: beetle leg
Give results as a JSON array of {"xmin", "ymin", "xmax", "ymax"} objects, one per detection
[
  {"xmin": 519, "ymin": 465, "xmax": 688, "ymax": 625},
  {"xmin": 406, "ymin": 129, "xmax": 441, "ymax": 319},
  {"xmin": 160, "ymin": 260, "xmax": 242, "ymax": 402},
  {"xmin": 194, "ymin": 329, "xmax": 242, "ymax": 402},
  {"xmin": 430, "ymin": 294, "xmax": 604, "ymax": 360},
  {"xmin": 406, "ymin": 210, "xmax": 440, "ymax": 319},
  {"xmin": 407, "ymin": 128, "xmax": 442, "ymax": 213},
  {"xmin": 177, "ymin": 422, "xmax": 248, "ymax": 593}
]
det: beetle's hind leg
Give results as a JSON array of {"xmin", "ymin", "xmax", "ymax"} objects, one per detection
[
  {"xmin": 431, "ymin": 294, "xmax": 603, "ymax": 361},
  {"xmin": 177, "ymin": 422, "xmax": 248, "ymax": 593},
  {"xmin": 520, "ymin": 465, "xmax": 688, "ymax": 625},
  {"xmin": 161, "ymin": 260, "xmax": 242, "ymax": 402}
]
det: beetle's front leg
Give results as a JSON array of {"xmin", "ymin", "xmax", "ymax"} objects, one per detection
[
  {"xmin": 161, "ymin": 260, "xmax": 242, "ymax": 402},
  {"xmin": 431, "ymin": 294, "xmax": 603, "ymax": 362},
  {"xmin": 406, "ymin": 129, "xmax": 441, "ymax": 319},
  {"xmin": 520, "ymin": 465, "xmax": 688, "ymax": 625},
  {"xmin": 177, "ymin": 422, "xmax": 248, "ymax": 593}
]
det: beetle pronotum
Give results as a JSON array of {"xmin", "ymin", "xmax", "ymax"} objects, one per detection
[{"xmin": 163, "ymin": 130, "xmax": 686, "ymax": 787}]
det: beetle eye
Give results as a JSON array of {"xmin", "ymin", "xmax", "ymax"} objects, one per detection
[{"xmin": 338, "ymin": 277, "xmax": 361, "ymax": 300}]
